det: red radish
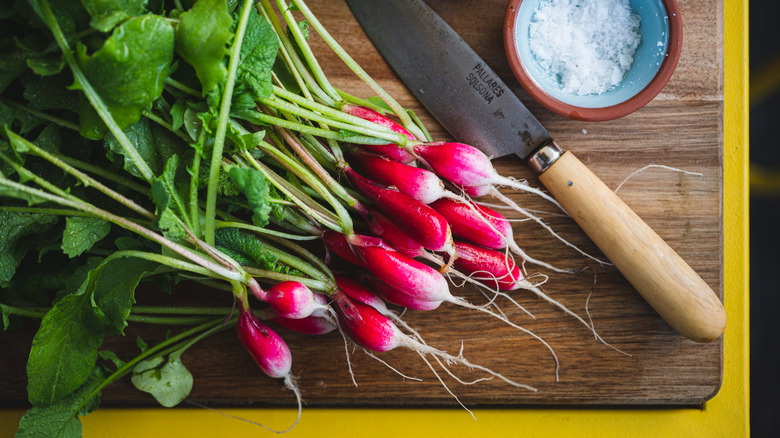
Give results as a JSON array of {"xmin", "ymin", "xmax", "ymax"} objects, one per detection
[
  {"xmin": 272, "ymin": 313, "xmax": 337, "ymax": 335},
  {"xmin": 431, "ymin": 197, "xmax": 575, "ymax": 273},
  {"xmin": 413, "ymin": 142, "xmax": 564, "ymax": 211},
  {"xmin": 335, "ymin": 274, "xmax": 389, "ymax": 312},
  {"xmin": 334, "ymin": 274, "xmax": 433, "ymax": 345},
  {"xmin": 431, "ymin": 198, "xmax": 511, "ymax": 250},
  {"xmin": 256, "ymin": 281, "xmax": 329, "ymax": 319},
  {"xmin": 331, "ymin": 290, "xmax": 400, "ymax": 352},
  {"xmin": 450, "ymin": 241, "xmax": 523, "ymax": 291},
  {"xmin": 363, "ymin": 207, "xmax": 428, "ymax": 259},
  {"xmin": 347, "ymin": 234, "xmax": 451, "ymax": 303},
  {"xmin": 322, "ymin": 230, "xmax": 367, "ymax": 268},
  {"xmin": 341, "ymin": 104, "xmax": 417, "ymax": 163},
  {"xmin": 364, "ymin": 275, "xmax": 442, "ymax": 311},
  {"xmin": 236, "ymin": 305, "xmax": 293, "ymax": 379},
  {"xmin": 344, "ymin": 167, "xmax": 454, "ymax": 255},
  {"xmin": 349, "ymin": 149, "xmax": 445, "ymax": 204},
  {"xmin": 463, "ymin": 184, "xmax": 492, "ymax": 197}
]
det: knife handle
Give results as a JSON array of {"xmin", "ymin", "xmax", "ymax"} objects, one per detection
[{"xmin": 533, "ymin": 145, "xmax": 726, "ymax": 343}]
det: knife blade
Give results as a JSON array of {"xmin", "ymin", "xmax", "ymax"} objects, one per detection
[{"xmin": 345, "ymin": 0, "xmax": 726, "ymax": 342}]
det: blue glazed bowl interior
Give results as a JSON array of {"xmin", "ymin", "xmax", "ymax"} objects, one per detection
[{"xmin": 513, "ymin": 0, "xmax": 670, "ymax": 108}]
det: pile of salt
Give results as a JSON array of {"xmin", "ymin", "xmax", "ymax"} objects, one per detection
[{"xmin": 528, "ymin": 0, "xmax": 641, "ymax": 96}]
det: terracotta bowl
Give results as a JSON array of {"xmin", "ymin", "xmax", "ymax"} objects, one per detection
[{"xmin": 504, "ymin": 0, "xmax": 682, "ymax": 121}]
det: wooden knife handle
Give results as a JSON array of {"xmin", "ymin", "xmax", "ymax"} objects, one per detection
[{"xmin": 535, "ymin": 148, "xmax": 726, "ymax": 343}]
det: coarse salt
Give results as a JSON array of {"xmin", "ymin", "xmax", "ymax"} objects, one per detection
[{"xmin": 528, "ymin": 0, "xmax": 641, "ymax": 96}]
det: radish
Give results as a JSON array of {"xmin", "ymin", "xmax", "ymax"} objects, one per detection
[
  {"xmin": 235, "ymin": 302, "xmax": 303, "ymax": 429},
  {"xmin": 334, "ymin": 273, "xmax": 432, "ymax": 343},
  {"xmin": 348, "ymin": 148, "xmax": 445, "ymax": 204},
  {"xmin": 462, "ymin": 184, "xmax": 492, "ymax": 197},
  {"xmin": 413, "ymin": 142, "xmax": 564, "ymax": 211},
  {"xmin": 346, "ymin": 234, "xmax": 451, "ymax": 302},
  {"xmin": 341, "ymin": 104, "xmax": 417, "ymax": 163},
  {"xmin": 363, "ymin": 274, "xmax": 442, "ymax": 311},
  {"xmin": 430, "ymin": 198, "xmax": 569, "ymax": 273},
  {"xmin": 236, "ymin": 305, "xmax": 293, "ymax": 379},
  {"xmin": 450, "ymin": 240, "xmax": 524, "ymax": 291},
  {"xmin": 322, "ymin": 230, "xmax": 367, "ymax": 268},
  {"xmin": 344, "ymin": 168, "xmax": 454, "ymax": 256},
  {"xmin": 335, "ymin": 273, "xmax": 388, "ymax": 311},
  {"xmin": 254, "ymin": 281, "xmax": 330, "ymax": 319},
  {"xmin": 362, "ymin": 207, "xmax": 430, "ymax": 259},
  {"xmin": 431, "ymin": 198, "xmax": 511, "ymax": 249},
  {"xmin": 271, "ymin": 313, "xmax": 337, "ymax": 335}
]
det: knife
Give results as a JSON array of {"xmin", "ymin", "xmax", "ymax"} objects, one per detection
[{"xmin": 344, "ymin": 0, "xmax": 726, "ymax": 343}]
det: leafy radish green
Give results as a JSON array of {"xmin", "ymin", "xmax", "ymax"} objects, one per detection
[
  {"xmin": 175, "ymin": 0, "xmax": 234, "ymax": 95},
  {"xmin": 131, "ymin": 355, "xmax": 194, "ymax": 408},
  {"xmin": 74, "ymin": 14, "xmax": 175, "ymax": 137},
  {"xmin": 61, "ymin": 216, "xmax": 111, "ymax": 258}
]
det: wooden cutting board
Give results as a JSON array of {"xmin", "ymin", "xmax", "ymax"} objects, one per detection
[{"xmin": 0, "ymin": 0, "xmax": 723, "ymax": 408}]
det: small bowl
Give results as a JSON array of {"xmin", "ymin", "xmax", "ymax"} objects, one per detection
[{"xmin": 504, "ymin": 0, "xmax": 682, "ymax": 121}]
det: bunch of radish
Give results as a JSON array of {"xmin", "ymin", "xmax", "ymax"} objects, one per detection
[{"xmin": 0, "ymin": 0, "xmax": 623, "ymax": 433}]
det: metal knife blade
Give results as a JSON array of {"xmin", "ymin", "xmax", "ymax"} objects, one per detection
[{"xmin": 344, "ymin": 0, "xmax": 549, "ymax": 159}]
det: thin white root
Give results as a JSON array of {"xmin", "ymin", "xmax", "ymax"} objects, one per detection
[
  {"xmin": 335, "ymin": 322, "xmax": 358, "ymax": 387},
  {"xmin": 405, "ymin": 337, "xmax": 538, "ymax": 391},
  {"xmin": 476, "ymin": 201, "xmax": 569, "ymax": 219},
  {"xmin": 509, "ymin": 240, "xmax": 573, "ymax": 274},
  {"xmin": 187, "ymin": 373, "xmax": 303, "ymax": 434},
  {"xmin": 493, "ymin": 175, "xmax": 567, "ymax": 214},
  {"xmin": 490, "ymin": 188, "xmax": 610, "ymax": 267},
  {"xmin": 363, "ymin": 349, "xmax": 424, "ymax": 381},
  {"xmin": 431, "ymin": 354, "xmax": 494, "ymax": 385},
  {"xmin": 614, "ymin": 164, "xmax": 703, "ymax": 194},
  {"xmin": 416, "ymin": 351, "xmax": 477, "ymax": 420},
  {"xmin": 585, "ymin": 275, "xmax": 632, "ymax": 357},
  {"xmin": 433, "ymin": 297, "xmax": 559, "ymax": 381}
]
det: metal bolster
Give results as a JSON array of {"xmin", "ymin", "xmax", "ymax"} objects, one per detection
[{"xmin": 527, "ymin": 140, "xmax": 564, "ymax": 174}]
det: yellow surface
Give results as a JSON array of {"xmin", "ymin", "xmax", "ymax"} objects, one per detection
[{"xmin": 0, "ymin": 0, "xmax": 750, "ymax": 436}]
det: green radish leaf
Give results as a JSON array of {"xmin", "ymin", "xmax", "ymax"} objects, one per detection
[
  {"xmin": 84, "ymin": 256, "xmax": 163, "ymax": 335},
  {"xmin": 26, "ymin": 52, "xmax": 66, "ymax": 76},
  {"xmin": 0, "ymin": 45, "xmax": 29, "ymax": 94},
  {"xmin": 214, "ymin": 227, "xmax": 278, "ymax": 269},
  {"xmin": 22, "ymin": 74, "xmax": 79, "ymax": 112},
  {"xmin": 25, "ymin": 0, "xmax": 92, "ymax": 42},
  {"xmin": 235, "ymin": 8, "xmax": 278, "ymax": 100},
  {"xmin": 77, "ymin": 93, "xmax": 108, "ymax": 140},
  {"xmin": 150, "ymin": 155, "xmax": 187, "ymax": 239},
  {"xmin": 75, "ymin": 14, "xmax": 174, "ymax": 131},
  {"xmin": 105, "ymin": 118, "xmax": 158, "ymax": 178},
  {"xmin": 61, "ymin": 216, "xmax": 111, "ymax": 258},
  {"xmin": 0, "ymin": 211, "xmax": 59, "ymax": 287},
  {"xmin": 16, "ymin": 366, "xmax": 106, "ymax": 438},
  {"xmin": 26, "ymin": 292, "xmax": 110, "ymax": 406},
  {"xmin": 175, "ymin": 0, "xmax": 233, "ymax": 95},
  {"xmin": 131, "ymin": 355, "xmax": 193, "ymax": 407},
  {"xmin": 227, "ymin": 166, "xmax": 271, "ymax": 227},
  {"xmin": 33, "ymin": 123, "xmax": 63, "ymax": 154},
  {"xmin": 170, "ymin": 99, "xmax": 187, "ymax": 132},
  {"xmin": 82, "ymin": 0, "xmax": 148, "ymax": 32}
]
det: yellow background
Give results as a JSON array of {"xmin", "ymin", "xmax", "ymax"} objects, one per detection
[{"xmin": 0, "ymin": 0, "xmax": 750, "ymax": 435}]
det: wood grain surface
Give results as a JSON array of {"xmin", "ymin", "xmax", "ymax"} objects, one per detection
[{"xmin": 0, "ymin": 0, "xmax": 723, "ymax": 408}]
